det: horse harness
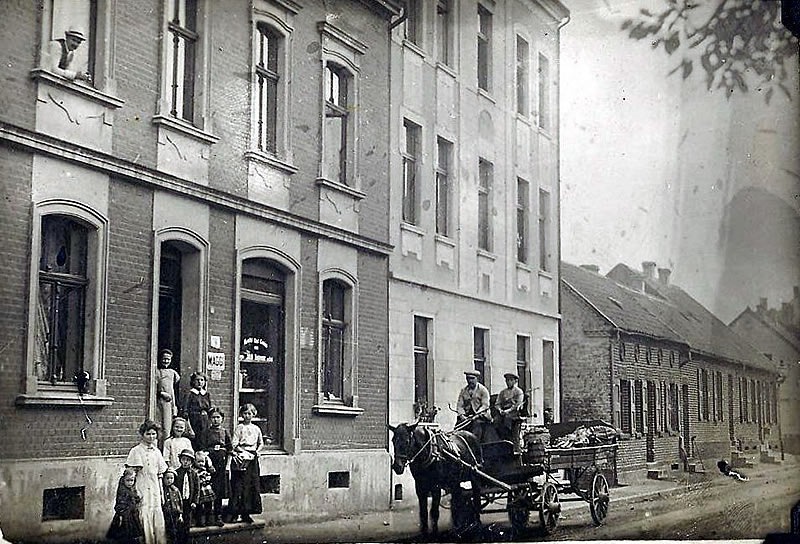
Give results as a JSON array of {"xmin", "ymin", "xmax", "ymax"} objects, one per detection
[{"xmin": 409, "ymin": 427, "xmax": 481, "ymax": 471}]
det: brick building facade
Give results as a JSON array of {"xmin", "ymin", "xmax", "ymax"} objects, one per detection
[
  {"xmin": 386, "ymin": 0, "xmax": 568, "ymax": 501},
  {"xmin": 0, "ymin": 0, "xmax": 400, "ymax": 540},
  {"xmin": 561, "ymin": 262, "xmax": 780, "ymax": 473},
  {"xmin": 730, "ymin": 295, "xmax": 800, "ymax": 453}
]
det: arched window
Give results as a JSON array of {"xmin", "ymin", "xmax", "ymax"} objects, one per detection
[{"xmin": 321, "ymin": 279, "xmax": 349, "ymax": 400}]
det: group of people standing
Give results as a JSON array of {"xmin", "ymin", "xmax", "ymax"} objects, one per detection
[
  {"xmin": 456, "ymin": 370, "xmax": 526, "ymax": 449},
  {"xmin": 107, "ymin": 350, "xmax": 264, "ymax": 544}
]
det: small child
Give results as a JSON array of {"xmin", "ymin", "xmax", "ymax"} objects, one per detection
[
  {"xmin": 175, "ymin": 449, "xmax": 199, "ymax": 528},
  {"xmin": 162, "ymin": 469, "xmax": 185, "ymax": 544},
  {"xmin": 194, "ymin": 450, "xmax": 215, "ymax": 475},
  {"xmin": 229, "ymin": 403, "xmax": 264, "ymax": 523},
  {"xmin": 163, "ymin": 417, "xmax": 193, "ymax": 469},
  {"xmin": 195, "ymin": 470, "xmax": 216, "ymax": 527},
  {"xmin": 156, "ymin": 349, "xmax": 181, "ymax": 443},
  {"xmin": 107, "ymin": 468, "xmax": 145, "ymax": 544},
  {"xmin": 200, "ymin": 407, "xmax": 231, "ymax": 526}
]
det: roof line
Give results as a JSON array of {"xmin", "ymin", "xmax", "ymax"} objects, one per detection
[
  {"xmin": 733, "ymin": 307, "xmax": 800, "ymax": 352},
  {"xmin": 562, "ymin": 278, "xmax": 619, "ymax": 329}
]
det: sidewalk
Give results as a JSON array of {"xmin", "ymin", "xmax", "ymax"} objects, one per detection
[{"xmin": 196, "ymin": 454, "xmax": 797, "ymax": 543}]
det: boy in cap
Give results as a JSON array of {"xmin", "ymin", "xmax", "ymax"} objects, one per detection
[
  {"xmin": 174, "ymin": 450, "xmax": 198, "ymax": 529},
  {"xmin": 456, "ymin": 370, "xmax": 491, "ymax": 441},
  {"xmin": 47, "ymin": 28, "xmax": 92, "ymax": 82},
  {"xmin": 494, "ymin": 372, "xmax": 524, "ymax": 449}
]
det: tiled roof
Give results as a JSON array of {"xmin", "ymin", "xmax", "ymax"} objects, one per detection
[
  {"xmin": 730, "ymin": 307, "xmax": 800, "ymax": 353},
  {"xmin": 562, "ymin": 262, "xmax": 775, "ymax": 373}
]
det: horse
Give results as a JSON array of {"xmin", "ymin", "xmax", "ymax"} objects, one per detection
[{"xmin": 388, "ymin": 421, "xmax": 484, "ymax": 537}]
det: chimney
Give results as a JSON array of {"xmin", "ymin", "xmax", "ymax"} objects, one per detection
[
  {"xmin": 657, "ymin": 267, "xmax": 671, "ymax": 285},
  {"xmin": 794, "ymin": 286, "xmax": 799, "ymax": 300},
  {"xmin": 580, "ymin": 264, "xmax": 600, "ymax": 274},
  {"xmin": 642, "ymin": 261, "xmax": 657, "ymax": 280},
  {"xmin": 781, "ymin": 302, "xmax": 793, "ymax": 325},
  {"xmin": 757, "ymin": 297, "xmax": 768, "ymax": 314}
]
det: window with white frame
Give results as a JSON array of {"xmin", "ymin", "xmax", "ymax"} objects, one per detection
[
  {"xmin": 35, "ymin": 216, "xmax": 90, "ymax": 384},
  {"xmin": 165, "ymin": 0, "xmax": 199, "ymax": 122},
  {"xmin": 402, "ymin": 120, "xmax": 421, "ymax": 225},
  {"xmin": 40, "ymin": 0, "xmax": 98, "ymax": 84},
  {"xmin": 321, "ymin": 279, "xmax": 350, "ymax": 401},
  {"xmin": 435, "ymin": 136, "xmax": 452, "ymax": 236},
  {"xmin": 477, "ymin": 5, "xmax": 492, "ymax": 92},
  {"xmin": 478, "ymin": 159, "xmax": 493, "ymax": 252},
  {"xmin": 406, "ymin": 0, "xmax": 422, "ymax": 46},
  {"xmin": 25, "ymin": 204, "xmax": 108, "ymax": 400},
  {"xmin": 516, "ymin": 35, "xmax": 529, "ymax": 116},
  {"xmin": 473, "ymin": 328, "xmax": 489, "ymax": 385},
  {"xmin": 538, "ymin": 189, "xmax": 550, "ymax": 271},
  {"xmin": 255, "ymin": 23, "xmax": 281, "ymax": 154},
  {"xmin": 323, "ymin": 62, "xmax": 353, "ymax": 185},
  {"xmin": 517, "ymin": 178, "xmax": 529, "ymax": 263},
  {"xmin": 538, "ymin": 53, "xmax": 551, "ymax": 131},
  {"xmin": 516, "ymin": 335, "xmax": 529, "ymax": 394},
  {"xmin": 413, "ymin": 316, "xmax": 432, "ymax": 411},
  {"xmin": 436, "ymin": 0, "xmax": 453, "ymax": 66}
]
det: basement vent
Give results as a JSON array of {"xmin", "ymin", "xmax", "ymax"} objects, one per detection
[
  {"xmin": 260, "ymin": 474, "xmax": 281, "ymax": 494},
  {"xmin": 394, "ymin": 483, "xmax": 404, "ymax": 500},
  {"xmin": 328, "ymin": 471, "xmax": 350, "ymax": 488},
  {"xmin": 42, "ymin": 486, "xmax": 85, "ymax": 521}
]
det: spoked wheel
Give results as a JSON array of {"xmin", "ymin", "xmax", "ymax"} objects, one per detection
[
  {"xmin": 507, "ymin": 488, "xmax": 531, "ymax": 533},
  {"xmin": 589, "ymin": 472, "xmax": 610, "ymax": 526},
  {"xmin": 538, "ymin": 482, "xmax": 560, "ymax": 535}
]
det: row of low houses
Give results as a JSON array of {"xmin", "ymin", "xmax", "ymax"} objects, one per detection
[
  {"xmin": 0, "ymin": 0, "xmax": 569, "ymax": 540},
  {"xmin": 561, "ymin": 262, "xmax": 782, "ymax": 472}
]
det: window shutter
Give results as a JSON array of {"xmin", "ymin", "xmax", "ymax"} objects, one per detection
[
  {"xmin": 654, "ymin": 381, "xmax": 661, "ymax": 433},
  {"xmin": 629, "ymin": 380, "xmax": 635, "ymax": 435},
  {"xmin": 642, "ymin": 381, "xmax": 649, "ymax": 434},
  {"xmin": 613, "ymin": 381, "xmax": 620, "ymax": 429}
]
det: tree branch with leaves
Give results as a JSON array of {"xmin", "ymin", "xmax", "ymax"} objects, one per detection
[{"xmin": 622, "ymin": 0, "xmax": 798, "ymax": 102}]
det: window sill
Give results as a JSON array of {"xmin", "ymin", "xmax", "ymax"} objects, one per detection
[
  {"xmin": 538, "ymin": 269, "xmax": 553, "ymax": 279},
  {"xmin": 316, "ymin": 177, "xmax": 366, "ymax": 200},
  {"xmin": 435, "ymin": 62, "xmax": 457, "ymax": 79},
  {"xmin": 434, "ymin": 233, "xmax": 455, "ymax": 247},
  {"xmin": 516, "ymin": 113, "xmax": 532, "ymax": 126},
  {"xmin": 312, "ymin": 403, "xmax": 364, "ymax": 417},
  {"xmin": 152, "ymin": 114, "xmax": 220, "ymax": 145},
  {"xmin": 516, "ymin": 261, "xmax": 532, "ymax": 272},
  {"xmin": 477, "ymin": 88, "xmax": 496, "ymax": 104},
  {"xmin": 31, "ymin": 69, "xmax": 124, "ymax": 109},
  {"xmin": 538, "ymin": 125, "xmax": 553, "ymax": 141},
  {"xmin": 402, "ymin": 39, "xmax": 426, "ymax": 59},
  {"xmin": 400, "ymin": 222, "xmax": 425, "ymax": 236},
  {"xmin": 16, "ymin": 391, "xmax": 114, "ymax": 407},
  {"xmin": 244, "ymin": 150, "xmax": 298, "ymax": 174},
  {"xmin": 477, "ymin": 248, "xmax": 497, "ymax": 261}
]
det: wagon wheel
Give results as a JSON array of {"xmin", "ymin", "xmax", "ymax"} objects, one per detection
[
  {"xmin": 538, "ymin": 482, "xmax": 560, "ymax": 535},
  {"xmin": 507, "ymin": 488, "xmax": 531, "ymax": 533},
  {"xmin": 589, "ymin": 472, "xmax": 610, "ymax": 526}
]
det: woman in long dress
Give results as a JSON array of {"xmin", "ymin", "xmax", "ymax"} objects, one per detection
[{"xmin": 126, "ymin": 420, "xmax": 168, "ymax": 544}]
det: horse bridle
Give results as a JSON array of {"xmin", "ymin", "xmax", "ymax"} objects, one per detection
[{"xmin": 406, "ymin": 427, "xmax": 436, "ymax": 468}]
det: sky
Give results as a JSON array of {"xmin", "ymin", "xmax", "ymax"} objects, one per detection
[{"xmin": 560, "ymin": 0, "xmax": 800, "ymax": 323}]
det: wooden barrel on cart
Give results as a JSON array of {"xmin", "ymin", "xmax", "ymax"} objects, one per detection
[{"xmin": 522, "ymin": 426, "xmax": 550, "ymax": 464}]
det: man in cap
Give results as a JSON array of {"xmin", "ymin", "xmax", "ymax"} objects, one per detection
[
  {"xmin": 47, "ymin": 28, "xmax": 92, "ymax": 82},
  {"xmin": 494, "ymin": 372, "xmax": 525, "ymax": 449},
  {"xmin": 456, "ymin": 370, "xmax": 491, "ymax": 441}
]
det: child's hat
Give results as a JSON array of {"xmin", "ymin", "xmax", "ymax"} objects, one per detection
[
  {"xmin": 163, "ymin": 468, "xmax": 177, "ymax": 476},
  {"xmin": 179, "ymin": 449, "xmax": 195, "ymax": 460}
]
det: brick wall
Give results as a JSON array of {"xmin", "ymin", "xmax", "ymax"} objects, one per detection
[
  {"xmin": 112, "ymin": 0, "xmax": 160, "ymax": 166},
  {"xmin": 0, "ymin": 0, "xmax": 37, "ymax": 129},
  {"xmin": 0, "ymin": 147, "xmax": 33, "ymax": 458},
  {"xmin": 560, "ymin": 288, "xmax": 613, "ymax": 421}
]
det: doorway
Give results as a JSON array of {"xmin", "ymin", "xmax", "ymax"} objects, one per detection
[{"xmin": 239, "ymin": 259, "xmax": 286, "ymax": 449}]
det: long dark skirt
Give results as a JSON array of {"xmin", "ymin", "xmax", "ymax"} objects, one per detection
[
  {"xmin": 106, "ymin": 510, "xmax": 144, "ymax": 544},
  {"xmin": 207, "ymin": 450, "xmax": 230, "ymax": 499},
  {"xmin": 228, "ymin": 459, "xmax": 262, "ymax": 515}
]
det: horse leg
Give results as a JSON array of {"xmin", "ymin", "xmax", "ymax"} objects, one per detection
[
  {"xmin": 415, "ymin": 482, "xmax": 429, "ymax": 534},
  {"xmin": 430, "ymin": 486, "xmax": 441, "ymax": 535}
]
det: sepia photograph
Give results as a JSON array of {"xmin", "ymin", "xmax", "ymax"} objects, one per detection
[{"xmin": 0, "ymin": 0, "xmax": 798, "ymax": 542}]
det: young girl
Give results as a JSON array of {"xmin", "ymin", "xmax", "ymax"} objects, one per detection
[
  {"xmin": 163, "ymin": 417, "xmax": 193, "ymax": 469},
  {"xmin": 229, "ymin": 404, "xmax": 264, "ymax": 523},
  {"xmin": 126, "ymin": 420, "xmax": 168, "ymax": 544},
  {"xmin": 162, "ymin": 469, "xmax": 185, "ymax": 544},
  {"xmin": 182, "ymin": 372, "xmax": 211, "ymax": 450},
  {"xmin": 156, "ymin": 349, "xmax": 180, "ymax": 444},
  {"xmin": 194, "ymin": 470, "xmax": 215, "ymax": 527},
  {"xmin": 199, "ymin": 407, "xmax": 231, "ymax": 527},
  {"xmin": 107, "ymin": 468, "xmax": 145, "ymax": 544}
]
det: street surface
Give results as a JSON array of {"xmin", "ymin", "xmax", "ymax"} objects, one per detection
[{"xmin": 194, "ymin": 460, "xmax": 799, "ymax": 543}]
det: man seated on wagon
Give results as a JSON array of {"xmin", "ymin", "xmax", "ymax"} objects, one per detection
[
  {"xmin": 493, "ymin": 372, "xmax": 525, "ymax": 451},
  {"xmin": 456, "ymin": 370, "xmax": 492, "ymax": 441}
]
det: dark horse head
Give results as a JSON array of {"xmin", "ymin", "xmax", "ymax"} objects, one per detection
[{"xmin": 388, "ymin": 422, "xmax": 483, "ymax": 537}]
